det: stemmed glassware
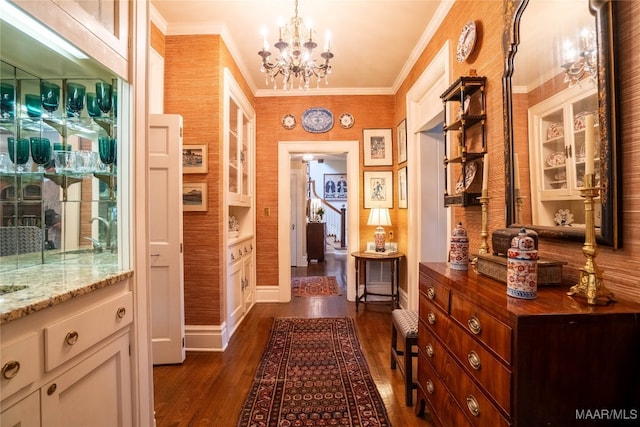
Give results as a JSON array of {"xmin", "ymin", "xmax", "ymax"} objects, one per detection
[
  {"xmin": 86, "ymin": 93, "xmax": 101, "ymax": 117},
  {"xmin": 30, "ymin": 137, "xmax": 52, "ymax": 172},
  {"xmin": 66, "ymin": 82, "xmax": 86, "ymax": 117},
  {"xmin": 1, "ymin": 81, "xmax": 15, "ymax": 119},
  {"xmin": 98, "ymin": 136, "xmax": 116, "ymax": 172},
  {"xmin": 25, "ymin": 94, "xmax": 42, "ymax": 118},
  {"xmin": 40, "ymin": 80, "xmax": 60, "ymax": 114},
  {"xmin": 7, "ymin": 137, "xmax": 30, "ymax": 172},
  {"xmin": 95, "ymin": 81, "xmax": 113, "ymax": 114}
]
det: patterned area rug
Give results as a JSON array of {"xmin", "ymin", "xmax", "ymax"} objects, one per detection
[
  {"xmin": 237, "ymin": 317, "xmax": 392, "ymax": 427},
  {"xmin": 292, "ymin": 276, "xmax": 342, "ymax": 297}
]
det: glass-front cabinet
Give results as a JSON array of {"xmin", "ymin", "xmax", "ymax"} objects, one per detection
[
  {"xmin": 528, "ymin": 84, "xmax": 599, "ymax": 227},
  {"xmin": 226, "ymin": 91, "xmax": 252, "ymax": 206}
]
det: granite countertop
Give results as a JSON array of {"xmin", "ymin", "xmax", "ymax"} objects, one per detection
[{"xmin": 0, "ymin": 252, "xmax": 133, "ymax": 325}]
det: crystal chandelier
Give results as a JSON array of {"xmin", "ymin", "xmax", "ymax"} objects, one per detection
[
  {"xmin": 561, "ymin": 27, "xmax": 598, "ymax": 87},
  {"xmin": 258, "ymin": 0, "xmax": 334, "ymax": 90}
]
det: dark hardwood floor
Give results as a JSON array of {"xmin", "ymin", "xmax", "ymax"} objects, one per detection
[{"xmin": 153, "ymin": 250, "xmax": 434, "ymax": 426}]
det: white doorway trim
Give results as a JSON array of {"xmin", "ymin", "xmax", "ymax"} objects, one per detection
[
  {"xmin": 278, "ymin": 141, "xmax": 359, "ymax": 303},
  {"xmin": 404, "ymin": 41, "xmax": 451, "ymax": 311}
]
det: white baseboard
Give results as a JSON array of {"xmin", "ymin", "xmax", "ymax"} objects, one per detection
[
  {"xmin": 256, "ymin": 285, "xmax": 281, "ymax": 302},
  {"xmin": 185, "ymin": 324, "xmax": 226, "ymax": 352}
]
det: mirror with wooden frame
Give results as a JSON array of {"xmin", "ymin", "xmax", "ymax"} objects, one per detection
[{"xmin": 502, "ymin": 0, "xmax": 620, "ymax": 247}]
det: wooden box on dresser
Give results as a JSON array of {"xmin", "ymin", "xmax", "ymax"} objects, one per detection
[{"xmin": 416, "ymin": 262, "xmax": 640, "ymax": 427}]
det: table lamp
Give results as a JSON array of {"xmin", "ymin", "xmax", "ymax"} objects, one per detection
[{"xmin": 368, "ymin": 207, "xmax": 391, "ymax": 252}]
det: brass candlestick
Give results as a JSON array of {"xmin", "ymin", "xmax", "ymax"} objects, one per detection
[
  {"xmin": 515, "ymin": 189, "xmax": 525, "ymax": 225},
  {"xmin": 478, "ymin": 189, "xmax": 490, "ymax": 255},
  {"xmin": 567, "ymin": 173, "xmax": 616, "ymax": 305}
]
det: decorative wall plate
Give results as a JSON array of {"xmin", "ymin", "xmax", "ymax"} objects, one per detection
[
  {"xmin": 281, "ymin": 114, "xmax": 296, "ymax": 130},
  {"xmin": 301, "ymin": 108, "xmax": 334, "ymax": 133},
  {"xmin": 546, "ymin": 151, "xmax": 566, "ymax": 167},
  {"xmin": 339, "ymin": 112, "xmax": 354, "ymax": 129},
  {"xmin": 456, "ymin": 21, "xmax": 477, "ymax": 63},
  {"xmin": 455, "ymin": 160, "xmax": 478, "ymax": 194}
]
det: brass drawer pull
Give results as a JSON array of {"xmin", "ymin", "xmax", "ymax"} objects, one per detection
[
  {"xmin": 425, "ymin": 344, "xmax": 434, "ymax": 358},
  {"xmin": 425, "ymin": 379, "xmax": 435, "ymax": 394},
  {"xmin": 117, "ymin": 307, "xmax": 127, "ymax": 319},
  {"xmin": 466, "ymin": 395, "xmax": 480, "ymax": 417},
  {"xmin": 65, "ymin": 331, "xmax": 79, "ymax": 346},
  {"xmin": 468, "ymin": 315, "xmax": 482, "ymax": 335},
  {"xmin": 427, "ymin": 312, "xmax": 436, "ymax": 325},
  {"xmin": 1, "ymin": 360, "xmax": 20, "ymax": 379},
  {"xmin": 426, "ymin": 286, "xmax": 436, "ymax": 300},
  {"xmin": 467, "ymin": 351, "xmax": 481, "ymax": 370}
]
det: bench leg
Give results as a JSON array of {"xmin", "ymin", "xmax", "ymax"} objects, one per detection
[
  {"xmin": 404, "ymin": 336, "xmax": 414, "ymax": 406},
  {"xmin": 391, "ymin": 324, "xmax": 398, "ymax": 369}
]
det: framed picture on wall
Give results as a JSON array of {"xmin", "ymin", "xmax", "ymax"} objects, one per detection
[
  {"xmin": 398, "ymin": 166, "xmax": 408, "ymax": 209},
  {"xmin": 363, "ymin": 171, "xmax": 393, "ymax": 208},
  {"xmin": 182, "ymin": 145, "xmax": 208, "ymax": 173},
  {"xmin": 363, "ymin": 128, "xmax": 393, "ymax": 166},
  {"xmin": 323, "ymin": 173, "xmax": 348, "ymax": 201},
  {"xmin": 183, "ymin": 182, "xmax": 207, "ymax": 211},
  {"xmin": 397, "ymin": 119, "xmax": 407, "ymax": 164}
]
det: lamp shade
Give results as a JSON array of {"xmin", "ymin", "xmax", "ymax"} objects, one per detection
[{"xmin": 367, "ymin": 208, "xmax": 391, "ymax": 227}]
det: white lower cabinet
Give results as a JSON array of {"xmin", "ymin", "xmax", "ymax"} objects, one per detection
[
  {"xmin": 0, "ymin": 282, "xmax": 133, "ymax": 427},
  {"xmin": 226, "ymin": 238, "xmax": 254, "ymax": 338}
]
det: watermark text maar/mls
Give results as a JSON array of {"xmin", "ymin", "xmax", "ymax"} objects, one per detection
[{"xmin": 576, "ymin": 409, "xmax": 638, "ymax": 421}]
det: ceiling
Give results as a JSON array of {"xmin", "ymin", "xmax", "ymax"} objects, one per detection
[{"xmin": 150, "ymin": 0, "xmax": 451, "ymax": 97}]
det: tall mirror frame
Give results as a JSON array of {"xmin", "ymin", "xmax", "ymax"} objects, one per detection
[{"xmin": 502, "ymin": 0, "xmax": 621, "ymax": 247}]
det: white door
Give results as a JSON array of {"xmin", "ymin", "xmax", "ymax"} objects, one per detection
[
  {"xmin": 290, "ymin": 169, "xmax": 304, "ymax": 266},
  {"xmin": 149, "ymin": 114, "xmax": 185, "ymax": 365}
]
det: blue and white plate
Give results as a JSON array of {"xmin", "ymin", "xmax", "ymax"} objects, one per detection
[{"xmin": 301, "ymin": 108, "xmax": 334, "ymax": 133}]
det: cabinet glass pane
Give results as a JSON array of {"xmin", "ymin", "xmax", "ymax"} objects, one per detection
[
  {"xmin": 0, "ymin": 59, "xmax": 121, "ymax": 273},
  {"xmin": 228, "ymin": 98, "xmax": 239, "ymax": 194},
  {"xmin": 540, "ymin": 109, "xmax": 567, "ymax": 192},
  {"xmin": 241, "ymin": 114, "xmax": 249, "ymax": 197},
  {"xmin": 571, "ymin": 93, "xmax": 599, "ymax": 189},
  {"xmin": 75, "ymin": 0, "xmax": 117, "ymax": 34}
]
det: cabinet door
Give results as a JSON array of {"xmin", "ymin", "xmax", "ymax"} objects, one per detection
[
  {"xmin": 0, "ymin": 391, "xmax": 40, "ymax": 427},
  {"xmin": 227, "ymin": 257, "xmax": 244, "ymax": 336},
  {"xmin": 41, "ymin": 332, "xmax": 132, "ymax": 427},
  {"xmin": 243, "ymin": 246, "xmax": 254, "ymax": 313}
]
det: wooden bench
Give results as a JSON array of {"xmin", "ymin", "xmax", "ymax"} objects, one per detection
[{"xmin": 391, "ymin": 309, "xmax": 419, "ymax": 406}]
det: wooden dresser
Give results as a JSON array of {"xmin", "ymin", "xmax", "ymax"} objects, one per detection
[
  {"xmin": 306, "ymin": 222, "xmax": 325, "ymax": 263},
  {"xmin": 416, "ymin": 262, "xmax": 640, "ymax": 427}
]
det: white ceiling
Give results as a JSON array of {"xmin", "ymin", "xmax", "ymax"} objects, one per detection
[{"xmin": 150, "ymin": 0, "xmax": 452, "ymax": 97}]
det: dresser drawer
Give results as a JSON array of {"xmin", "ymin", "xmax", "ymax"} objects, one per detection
[
  {"xmin": 419, "ymin": 296, "xmax": 451, "ymax": 343},
  {"xmin": 417, "ymin": 352, "xmax": 472, "ymax": 427},
  {"xmin": 1, "ymin": 333, "xmax": 39, "ymax": 401},
  {"xmin": 419, "ymin": 271, "xmax": 450, "ymax": 312},
  {"xmin": 441, "ymin": 317, "xmax": 512, "ymax": 414},
  {"xmin": 450, "ymin": 293, "xmax": 512, "ymax": 364},
  {"xmin": 417, "ymin": 319, "xmax": 449, "ymax": 376},
  {"xmin": 44, "ymin": 292, "xmax": 133, "ymax": 371},
  {"xmin": 438, "ymin": 348, "xmax": 510, "ymax": 427}
]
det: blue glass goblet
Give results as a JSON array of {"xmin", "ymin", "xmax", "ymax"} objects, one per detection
[
  {"xmin": 66, "ymin": 82, "xmax": 86, "ymax": 117},
  {"xmin": 86, "ymin": 93, "xmax": 101, "ymax": 117},
  {"xmin": 25, "ymin": 94, "xmax": 42, "ymax": 118},
  {"xmin": 30, "ymin": 137, "xmax": 52, "ymax": 173},
  {"xmin": 98, "ymin": 136, "xmax": 116, "ymax": 171},
  {"xmin": 8, "ymin": 137, "xmax": 30, "ymax": 172},
  {"xmin": 95, "ymin": 81, "xmax": 113, "ymax": 114},
  {"xmin": 40, "ymin": 80, "xmax": 60, "ymax": 114}
]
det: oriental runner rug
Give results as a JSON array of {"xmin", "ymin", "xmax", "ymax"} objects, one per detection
[
  {"xmin": 292, "ymin": 276, "xmax": 342, "ymax": 297},
  {"xmin": 237, "ymin": 317, "xmax": 392, "ymax": 427}
]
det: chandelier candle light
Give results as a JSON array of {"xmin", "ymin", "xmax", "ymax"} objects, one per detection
[
  {"xmin": 259, "ymin": 0, "xmax": 334, "ymax": 90},
  {"xmin": 368, "ymin": 208, "xmax": 391, "ymax": 252},
  {"xmin": 561, "ymin": 26, "xmax": 597, "ymax": 87}
]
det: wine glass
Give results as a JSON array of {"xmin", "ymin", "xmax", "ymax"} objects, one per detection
[
  {"xmin": 30, "ymin": 137, "xmax": 52, "ymax": 172},
  {"xmin": 1, "ymin": 81, "xmax": 15, "ymax": 119},
  {"xmin": 98, "ymin": 136, "xmax": 116, "ymax": 171},
  {"xmin": 86, "ymin": 93, "xmax": 101, "ymax": 117},
  {"xmin": 95, "ymin": 81, "xmax": 113, "ymax": 114},
  {"xmin": 25, "ymin": 94, "xmax": 42, "ymax": 118},
  {"xmin": 66, "ymin": 82, "xmax": 86, "ymax": 117},
  {"xmin": 7, "ymin": 137, "xmax": 30, "ymax": 172},
  {"xmin": 40, "ymin": 80, "xmax": 60, "ymax": 114}
]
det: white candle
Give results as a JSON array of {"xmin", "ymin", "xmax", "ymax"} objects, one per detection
[
  {"xmin": 482, "ymin": 154, "xmax": 489, "ymax": 191},
  {"xmin": 584, "ymin": 114, "xmax": 595, "ymax": 176},
  {"xmin": 514, "ymin": 153, "xmax": 521, "ymax": 190}
]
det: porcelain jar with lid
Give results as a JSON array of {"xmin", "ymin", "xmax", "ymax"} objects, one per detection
[
  {"xmin": 507, "ymin": 228, "xmax": 539, "ymax": 299},
  {"xmin": 449, "ymin": 222, "xmax": 469, "ymax": 270}
]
